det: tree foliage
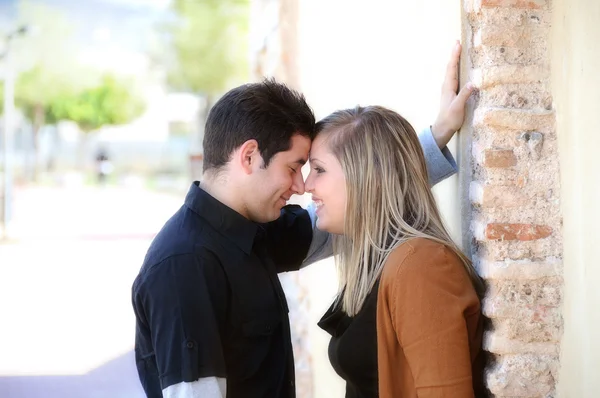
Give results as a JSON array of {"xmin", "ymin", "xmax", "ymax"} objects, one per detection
[
  {"xmin": 162, "ymin": 0, "xmax": 250, "ymax": 96},
  {"xmin": 9, "ymin": 0, "xmax": 83, "ymax": 117},
  {"xmin": 48, "ymin": 75, "xmax": 145, "ymax": 132}
]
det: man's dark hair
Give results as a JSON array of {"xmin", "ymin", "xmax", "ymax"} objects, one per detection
[{"xmin": 202, "ymin": 78, "xmax": 316, "ymax": 173}]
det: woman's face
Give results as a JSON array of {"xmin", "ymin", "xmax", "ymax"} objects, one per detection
[{"xmin": 305, "ymin": 133, "xmax": 347, "ymax": 235}]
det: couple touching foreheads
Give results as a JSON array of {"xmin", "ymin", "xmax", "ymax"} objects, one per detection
[{"xmin": 132, "ymin": 42, "xmax": 486, "ymax": 398}]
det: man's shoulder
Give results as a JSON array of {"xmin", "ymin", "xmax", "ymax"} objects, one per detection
[
  {"xmin": 133, "ymin": 248, "xmax": 225, "ymax": 295},
  {"xmin": 264, "ymin": 204, "xmax": 311, "ymax": 240},
  {"xmin": 135, "ymin": 208, "xmax": 225, "ymax": 285},
  {"xmin": 144, "ymin": 204, "xmax": 225, "ymax": 259}
]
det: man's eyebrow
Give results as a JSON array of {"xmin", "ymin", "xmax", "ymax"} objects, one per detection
[{"xmin": 293, "ymin": 158, "xmax": 307, "ymax": 165}]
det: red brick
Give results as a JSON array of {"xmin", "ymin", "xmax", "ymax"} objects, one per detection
[
  {"xmin": 484, "ymin": 150, "xmax": 517, "ymax": 168},
  {"xmin": 483, "ymin": 186, "xmax": 524, "ymax": 207},
  {"xmin": 474, "ymin": 66, "xmax": 546, "ymax": 89},
  {"xmin": 474, "ymin": 108, "xmax": 555, "ymax": 131},
  {"xmin": 470, "ymin": 183, "xmax": 525, "ymax": 208},
  {"xmin": 484, "ymin": 332, "xmax": 560, "ymax": 355},
  {"xmin": 485, "ymin": 223, "xmax": 552, "ymax": 241},
  {"xmin": 480, "ymin": 0, "xmax": 546, "ymax": 8},
  {"xmin": 476, "ymin": 25, "xmax": 531, "ymax": 47},
  {"xmin": 516, "ymin": 173, "xmax": 528, "ymax": 188}
]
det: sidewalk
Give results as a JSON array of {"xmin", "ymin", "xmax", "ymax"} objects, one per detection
[
  {"xmin": 0, "ymin": 185, "xmax": 183, "ymax": 398},
  {"xmin": 2, "ymin": 185, "xmax": 184, "ymax": 242}
]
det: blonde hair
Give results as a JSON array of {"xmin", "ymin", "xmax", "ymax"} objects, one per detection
[{"xmin": 316, "ymin": 105, "xmax": 484, "ymax": 316}]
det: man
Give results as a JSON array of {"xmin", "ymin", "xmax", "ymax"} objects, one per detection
[{"xmin": 132, "ymin": 43, "xmax": 473, "ymax": 398}]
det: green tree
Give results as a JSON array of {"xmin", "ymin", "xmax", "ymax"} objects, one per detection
[
  {"xmin": 50, "ymin": 75, "xmax": 145, "ymax": 133},
  {"xmin": 157, "ymin": 0, "xmax": 250, "ymax": 163},
  {"xmin": 7, "ymin": 0, "xmax": 87, "ymax": 179},
  {"xmin": 15, "ymin": 64, "xmax": 75, "ymax": 130},
  {"xmin": 165, "ymin": 0, "xmax": 250, "ymax": 96},
  {"xmin": 46, "ymin": 75, "xmax": 145, "ymax": 168}
]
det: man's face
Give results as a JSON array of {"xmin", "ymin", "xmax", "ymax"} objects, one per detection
[{"xmin": 246, "ymin": 134, "xmax": 311, "ymax": 223}]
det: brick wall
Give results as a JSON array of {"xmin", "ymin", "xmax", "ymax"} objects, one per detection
[{"xmin": 464, "ymin": 0, "xmax": 563, "ymax": 396}]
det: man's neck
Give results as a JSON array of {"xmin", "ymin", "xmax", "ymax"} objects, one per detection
[{"xmin": 200, "ymin": 175, "xmax": 249, "ymax": 219}]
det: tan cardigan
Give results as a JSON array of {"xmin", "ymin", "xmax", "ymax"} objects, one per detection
[{"xmin": 377, "ymin": 238, "xmax": 485, "ymax": 398}]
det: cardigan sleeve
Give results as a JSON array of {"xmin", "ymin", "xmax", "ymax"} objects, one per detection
[
  {"xmin": 378, "ymin": 240, "xmax": 479, "ymax": 397},
  {"xmin": 418, "ymin": 127, "xmax": 457, "ymax": 186}
]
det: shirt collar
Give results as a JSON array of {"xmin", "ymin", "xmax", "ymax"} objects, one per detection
[{"xmin": 184, "ymin": 181, "xmax": 259, "ymax": 254}]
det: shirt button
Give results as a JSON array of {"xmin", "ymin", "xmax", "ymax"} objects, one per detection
[{"xmin": 186, "ymin": 341, "xmax": 195, "ymax": 349}]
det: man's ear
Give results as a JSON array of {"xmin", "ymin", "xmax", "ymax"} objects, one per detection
[{"xmin": 237, "ymin": 139, "xmax": 261, "ymax": 175}]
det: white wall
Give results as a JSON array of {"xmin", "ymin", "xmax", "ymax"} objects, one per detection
[
  {"xmin": 552, "ymin": 0, "xmax": 600, "ymax": 395},
  {"xmin": 295, "ymin": 1, "xmax": 462, "ymax": 395}
]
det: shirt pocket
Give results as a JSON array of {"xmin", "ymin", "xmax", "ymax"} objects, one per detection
[
  {"xmin": 228, "ymin": 311, "xmax": 282, "ymax": 381},
  {"xmin": 242, "ymin": 315, "xmax": 282, "ymax": 336}
]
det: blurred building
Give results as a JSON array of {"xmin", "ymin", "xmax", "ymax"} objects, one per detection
[{"xmin": 1, "ymin": 0, "xmax": 198, "ymax": 188}]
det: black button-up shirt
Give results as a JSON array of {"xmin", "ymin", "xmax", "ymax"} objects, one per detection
[{"xmin": 132, "ymin": 182, "xmax": 312, "ymax": 398}]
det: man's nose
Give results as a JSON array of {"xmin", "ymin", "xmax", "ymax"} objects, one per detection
[
  {"xmin": 292, "ymin": 172, "xmax": 305, "ymax": 195},
  {"xmin": 304, "ymin": 172, "xmax": 314, "ymax": 193}
]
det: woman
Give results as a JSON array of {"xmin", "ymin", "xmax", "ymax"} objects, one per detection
[{"xmin": 305, "ymin": 106, "xmax": 486, "ymax": 397}]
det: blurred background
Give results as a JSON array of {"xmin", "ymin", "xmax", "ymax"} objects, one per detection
[{"xmin": 0, "ymin": 0, "xmax": 461, "ymax": 397}]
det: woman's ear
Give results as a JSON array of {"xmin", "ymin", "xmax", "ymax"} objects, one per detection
[{"xmin": 237, "ymin": 139, "xmax": 261, "ymax": 175}]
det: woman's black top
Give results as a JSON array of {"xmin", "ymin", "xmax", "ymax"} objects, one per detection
[{"xmin": 317, "ymin": 282, "xmax": 380, "ymax": 398}]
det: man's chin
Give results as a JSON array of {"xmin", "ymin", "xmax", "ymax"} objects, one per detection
[
  {"xmin": 252, "ymin": 209, "xmax": 282, "ymax": 223},
  {"xmin": 272, "ymin": 206, "xmax": 284, "ymax": 219}
]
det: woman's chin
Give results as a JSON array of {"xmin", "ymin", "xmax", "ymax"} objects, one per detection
[
  {"xmin": 315, "ymin": 219, "xmax": 330, "ymax": 233},
  {"xmin": 316, "ymin": 218, "xmax": 342, "ymax": 235}
]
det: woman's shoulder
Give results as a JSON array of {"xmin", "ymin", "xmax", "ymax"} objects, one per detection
[
  {"xmin": 381, "ymin": 237, "xmax": 464, "ymax": 285},
  {"xmin": 379, "ymin": 238, "xmax": 480, "ymax": 316}
]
